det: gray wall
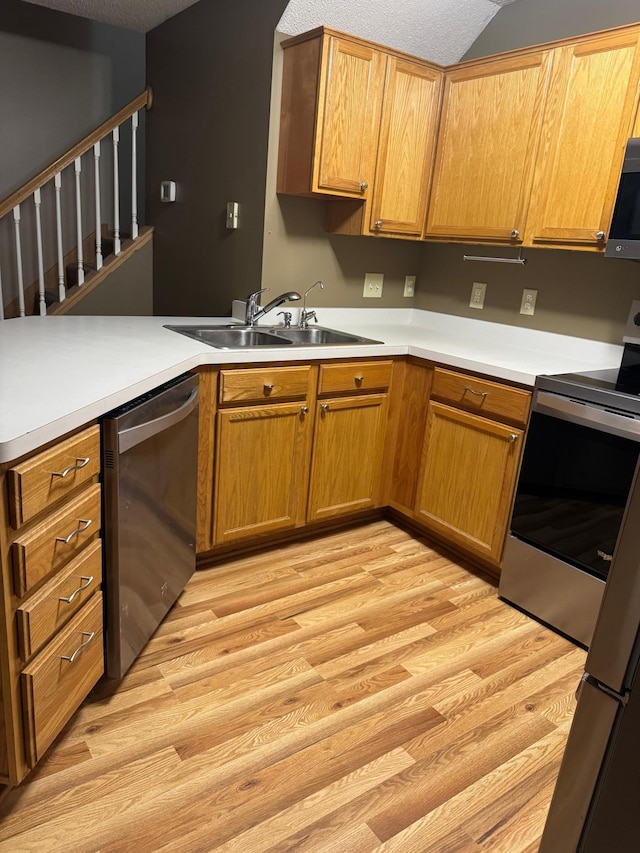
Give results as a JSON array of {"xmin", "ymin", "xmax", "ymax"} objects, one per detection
[
  {"xmin": 0, "ymin": 0, "xmax": 146, "ymax": 313},
  {"xmin": 0, "ymin": 0, "xmax": 145, "ymax": 200},
  {"xmin": 414, "ymin": 243, "xmax": 640, "ymax": 344},
  {"xmin": 146, "ymin": 0, "xmax": 290, "ymax": 317},
  {"xmin": 465, "ymin": 0, "xmax": 640, "ymax": 59},
  {"xmin": 65, "ymin": 238, "xmax": 154, "ymax": 316}
]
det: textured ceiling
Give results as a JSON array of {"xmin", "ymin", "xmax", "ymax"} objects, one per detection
[{"xmin": 20, "ymin": 0, "xmax": 521, "ymax": 63}]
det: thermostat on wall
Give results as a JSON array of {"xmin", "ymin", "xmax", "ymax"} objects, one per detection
[{"xmin": 160, "ymin": 181, "xmax": 176, "ymax": 202}]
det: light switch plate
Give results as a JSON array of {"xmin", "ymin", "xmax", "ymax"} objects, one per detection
[{"xmin": 364, "ymin": 273, "xmax": 384, "ymax": 298}]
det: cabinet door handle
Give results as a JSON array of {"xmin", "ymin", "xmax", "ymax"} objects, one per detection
[
  {"xmin": 596, "ymin": 231, "xmax": 606, "ymax": 241},
  {"xmin": 463, "ymin": 386, "xmax": 487, "ymax": 400},
  {"xmin": 59, "ymin": 576, "xmax": 94, "ymax": 604},
  {"xmin": 360, "ymin": 181, "xmax": 368, "ymax": 192},
  {"xmin": 374, "ymin": 220, "xmax": 382, "ymax": 229},
  {"xmin": 511, "ymin": 229, "xmax": 520, "ymax": 239},
  {"xmin": 321, "ymin": 403, "xmax": 330, "ymax": 413},
  {"xmin": 300, "ymin": 406, "xmax": 309, "ymax": 415},
  {"xmin": 56, "ymin": 518, "xmax": 92, "ymax": 545},
  {"xmin": 61, "ymin": 631, "xmax": 95, "ymax": 663},
  {"xmin": 51, "ymin": 457, "xmax": 90, "ymax": 479},
  {"xmin": 508, "ymin": 434, "xmax": 518, "ymax": 443}
]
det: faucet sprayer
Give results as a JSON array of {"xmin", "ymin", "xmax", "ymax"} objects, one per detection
[{"xmin": 245, "ymin": 289, "xmax": 301, "ymax": 326}]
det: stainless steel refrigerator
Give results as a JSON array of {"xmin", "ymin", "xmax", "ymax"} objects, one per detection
[{"xmin": 540, "ymin": 460, "xmax": 640, "ymax": 852}]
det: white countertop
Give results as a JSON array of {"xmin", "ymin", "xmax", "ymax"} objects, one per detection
[{"xmin": 0, "ymin": 308, "xmax": 622, "ymax": 463}]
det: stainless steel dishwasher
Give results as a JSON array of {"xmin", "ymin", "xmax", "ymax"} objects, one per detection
[{"xmin": 102, "ymin": 373, "xmax": 199, "ymax": 678}]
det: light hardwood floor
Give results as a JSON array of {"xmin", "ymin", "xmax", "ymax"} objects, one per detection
[{"xmin": 0, "ymin": 521, "xmax": 585, "ymax": 852}]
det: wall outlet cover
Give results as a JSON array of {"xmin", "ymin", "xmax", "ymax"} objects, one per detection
[
  {"xmin": 469, "ymin": 282, "xmax": 486, "ymax": 310},
  {"xmin": 404, "ymin": 275, "xmax": 416, "ymax": 297},
  {"xmin": 520, "ymin": 288, "xmax": 538, "ymax": 316}
]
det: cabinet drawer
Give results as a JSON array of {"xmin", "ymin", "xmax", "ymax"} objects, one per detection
[
  {"xmin": 318, "ymin": 361, "xmax": 393, "ymax": 394},
  {"xmin": 8, "ymin": 425, "xmax": 100, "ymax": 529},
  {"xmin": 431, "ymin": 368, "xmax": 531, "ymax": 426},
  {"xmin": 21, "ymin": 592, "xmax": 103, "ymax": 768},
  {"xmin": 16, "ymin": 540, "xmax": 102, "ymax": 661},
  {"xmin": 12, "ymin": 483, "xmax": 101, "ymax": 598},
  {"xmin": 219, "ymin": 366, "xmax": 311, "ymax": 403}
]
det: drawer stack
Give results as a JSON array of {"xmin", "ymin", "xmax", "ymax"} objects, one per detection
[{"xmin": 0, "ymin": 424, "xmax": 104, "ymax": 782}]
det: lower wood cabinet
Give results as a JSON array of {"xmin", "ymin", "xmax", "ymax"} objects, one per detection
[
  {"xmin": 307, "ymin": 393, "xmax": 388, "ymax": 521},
  {"xmin": 213, "ymin": 402, "xmax": 313, "ymax": 545},
  {"xmin": 415, "ymin": 402, "xmax": 523, "ymax": 565},
  {"xmin": 21, "ymin": 591, "xmax": 104, "ymax": 768},
  {"xmin": 0, "ymin": 423, "xmax": 104, "ymax": 787}
]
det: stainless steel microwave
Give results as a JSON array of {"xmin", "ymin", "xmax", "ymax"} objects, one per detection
[{"xmin": 606, "ymin": 138, "xmax": 640, "ymax": 259}]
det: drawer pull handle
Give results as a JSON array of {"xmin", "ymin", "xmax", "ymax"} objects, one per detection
[
  {"xmin": 56, "ymin": 518, "xmax": 92, "ymax": 545},
  {"xmin": 321, "ymin": 403, "xmax": 330, "ymax": 413},
  {"xmin": 59, "ymin": 576, "xmax": 94, "ymax": 604},
  {"xmin": 463, "ymin": 386, "xmax": 488, "ymax": 400},
  {"xmin": 354, "ymin": 375, "xmax": 364, "ymax": 384},
  {"xmin": 263, "ymin": 383, "xmax": 275, "ymax": 393},
  {"xmin": 51, "ymin": 457, "xmax": 90, "ymax": 479},
  {"xmin": 61, "ymin": 631, "xmax": 95, "ymax": 663}
]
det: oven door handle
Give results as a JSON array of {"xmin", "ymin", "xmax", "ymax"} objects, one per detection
[{"xmin": 535, "ymin": 390, "xmax": 640, "ymax": 442}]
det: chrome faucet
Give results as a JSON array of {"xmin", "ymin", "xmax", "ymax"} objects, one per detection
[
  {"xmin": 299, "ymin": 280, "xmax": 324, "ymax": 328},
  {"xmin": 245, "ymin": 288, "xmax": 301, "ymax": 326}
]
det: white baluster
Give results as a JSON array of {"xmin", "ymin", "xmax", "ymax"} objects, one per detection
[
  {"xmin": 74, "ymin": 156, "xmax": 84, "ymax": 286},
  {"xmin": 112, "ymin": 126, "xmax": 121, "ymax": 255},
  {"xmin": 33, "ymin": 189, "xmax": 46, "ymax": 316},
  {"xmin": 0, "ymin": 263, "xmax": 4, "ymax": 321},
  {"xmin": 54, "ymin": 173, "xmax": 65, "ymax": 302},
  {"xmin": 94, "ymin": 141, "xmax": 103, "ymax": 270},
  {"xmin": 131, "ymin": 111, "xmax": 139, "ymax": 240},
  {"xmin": 13, "ymin": 205, "xmax": 25, "ymax": 317}
]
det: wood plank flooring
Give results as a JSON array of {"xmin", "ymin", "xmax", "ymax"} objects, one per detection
[{"xmin": 0, "ymin": 521, "xmax": 585, "ymax": 852}]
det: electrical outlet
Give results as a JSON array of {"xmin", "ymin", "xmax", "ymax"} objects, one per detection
[
  {"xmin": 404, "ymin": 275, "xmax": 416, "ymax": 297},
  {"xmin": 520, "ymin": 288, "xmax": 538, "ymax": 316},
  {"xmin": 469, "ymin": 282, "xmax": 486, "ymax": 309},
  {"xmin": 364, "ymin": 272, "xmax": 384, "ymax": 298}
]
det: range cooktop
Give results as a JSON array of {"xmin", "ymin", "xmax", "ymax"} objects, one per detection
[{"xmin": 536, "ymin": 350, "xmax": 640, "ymax": 417}]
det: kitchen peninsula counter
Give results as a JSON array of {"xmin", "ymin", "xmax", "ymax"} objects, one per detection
[{"xmin": 0, "ymin": 308, "xmax": 622, "ymax": 463}]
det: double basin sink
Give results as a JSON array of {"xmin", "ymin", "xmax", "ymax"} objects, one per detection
[{"xmin": 165, "ymin": 324, "xmax": 383, "ymax": 349}]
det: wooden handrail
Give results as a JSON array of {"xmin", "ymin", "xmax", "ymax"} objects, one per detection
[{"xmin": 0, "ymin": 87, "xmax": 152, "ymax": 221}]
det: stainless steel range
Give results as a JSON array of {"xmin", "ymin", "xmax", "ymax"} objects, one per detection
[{"xmin": 500, "ymin": 301, "xmax": 640, "ymax": 648}]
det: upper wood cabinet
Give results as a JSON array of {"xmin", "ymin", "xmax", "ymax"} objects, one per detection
[
  {"xmin": 278, "ymin": 27, "xmax": 442, "ymax": 239},
  {"xmin": 525, "ymin": 28, "xmax": 640, "ymax": 248},
  {"xmin": 368, "ymin": 57, "xmax": 442, "ymax": 237},
  {"xmin": 278, "ymin": 29, "xmax": 386, "ymax": 199},
  {"xmin": 424, "ymin": 50, "xmax": 552, "ymax": 243}
]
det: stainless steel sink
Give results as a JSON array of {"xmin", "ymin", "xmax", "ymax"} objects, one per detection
[
  {"xmin": 164, "ymin": 324, "xmax": 382, "ymax": 349},
  {"xmin": 269, "ymin": 326, "xmax": 381, "ymax": 345},
  {"xmin": 164, "ymin": 325, "xmax": 292, "ymax": 349}
]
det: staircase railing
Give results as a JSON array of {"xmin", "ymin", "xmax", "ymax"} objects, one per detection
[{"xmin": 0, "ymin": 88, "xmax": 152, "ymax": 319}]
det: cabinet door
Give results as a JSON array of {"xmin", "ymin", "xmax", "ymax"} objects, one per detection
[
  {"xmin": 527, "ymin": 29, "xmax": 640, "ymax": 247},
  {"xmin": 369, "ymin": 57, "xmax": 442, "ymax": 236},
  {"xmin": 425, "ymin": 51, "xmax": 551, "ymax": 242},
  {"xmin": 213, "ymin": 403, "xmax": 312, "ymax": 545},
  {"xmin": 307, "ymin": 394, "xmax": 388, "ymax": 522},
  {"xmin": 313, "ymin": 36, "xmax": 385, "ymax": 197},
  {"xmin": 415, "ymin": 403, "xmax": 523, "ymax": 564}
]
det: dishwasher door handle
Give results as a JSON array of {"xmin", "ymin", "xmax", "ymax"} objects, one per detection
[{"xmin": 118, "ymin": 388, "xmax": 199, "ymax": 453}]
